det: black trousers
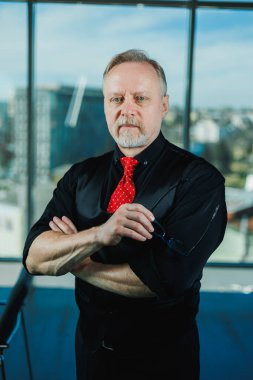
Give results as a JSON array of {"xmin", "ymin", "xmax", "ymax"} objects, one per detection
[{"xmin": 75, "ymin": 317, "xmax": 200, "ymax": 380}]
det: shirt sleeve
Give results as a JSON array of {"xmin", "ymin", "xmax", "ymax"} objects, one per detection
[
  {"xmin": 128, "ymin": 161, "xmax": 227, "ymax": 299},
  {"xmin": 22, "ymin": 163, "xmax": 79, "ymax": 272}
]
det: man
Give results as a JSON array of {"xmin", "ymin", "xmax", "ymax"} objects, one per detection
[{"xmin": 23, "ymin": 49, "xmax": 227, "ymax": 380}]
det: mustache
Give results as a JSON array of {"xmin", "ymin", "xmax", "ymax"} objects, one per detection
[{"xmin": 114, "ymin": 117, "xmax": 142, "ymax": 130}]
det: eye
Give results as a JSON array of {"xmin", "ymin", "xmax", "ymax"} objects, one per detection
[
  {"xmin": 111, "ymin": 96, "xmax": 124, "ymax": 104},
  {"xmin": 135, "ymin": 95, "xmax": 146, "ymax": 103}
]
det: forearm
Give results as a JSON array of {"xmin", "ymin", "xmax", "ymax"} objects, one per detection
[
  {"xmin": 26, "ymin": 203, "xmax": 154, "ymax": 278},
  {"xmin": 72, "ymin": 261, "xmax": 156, "ymax": 298},
  {"xmin": 26, "ymin": 227, "xmax": 102, "ymax": 276}
]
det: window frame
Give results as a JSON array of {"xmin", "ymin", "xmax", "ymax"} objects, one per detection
[{"xmin": 0, "ymin": 0, "xmax": 253, "ymax": 266}]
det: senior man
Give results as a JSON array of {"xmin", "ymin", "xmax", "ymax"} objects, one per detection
[{"xmin": 23, "ymin": 49, "xmax": 227, "ymax": 380}]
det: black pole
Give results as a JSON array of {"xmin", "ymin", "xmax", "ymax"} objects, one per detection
[
  {"xmin": 183, "ymin": 2, "xmax": 196, "ymax": 150},
  {"xmin": 27, "ymin": 1, "xmax": 35, "ymax": 231}
]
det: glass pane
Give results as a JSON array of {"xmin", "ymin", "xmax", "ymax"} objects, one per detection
[
  {"xmin": 35, "ymin": 3, "xmax": 188, "ymax": 218},
  {"xmin": 0, "ymin": 3, "xmax": 27, "ymax": 258},
  {"xmin": 192, "ymin": 10, "xmax": 253, "ymax": 263},
  {"xmin": 202, "ymin": 0, "xmax": 253, "ymax": 2}
]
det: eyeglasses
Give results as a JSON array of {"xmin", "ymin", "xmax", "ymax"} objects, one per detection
[{"xmin": 152, "ymin": 219, "xmax": 189, "ymax": 256}]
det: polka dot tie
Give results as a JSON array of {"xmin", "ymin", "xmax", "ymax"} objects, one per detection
[{"xmin": 107, "ymin": 157, "xmax": 139, "ymax": 213}]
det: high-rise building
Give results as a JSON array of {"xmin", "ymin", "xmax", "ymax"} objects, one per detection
[
  {"xmin": 0, "ymin": 101, "xmax": 13, "ymax": 178},
  {"xmin": 12, "ymin": 85, "xmax": 113, "ymax": 183}
]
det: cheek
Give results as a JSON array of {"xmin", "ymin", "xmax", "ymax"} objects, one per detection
[
  {"xmin": 143, "ymin": 108, "xmax": 162, "ymax": 124},
  {"xmin": 104, "ymin": 107, "xmax": 113, "ymax": 124},
  {"xmin": 142, "ymin": 110, "xmax": 163, "ymax": 135},
  {"xmin": 105, "ymin": 105, "xmax": 119, "ymax": 123}
]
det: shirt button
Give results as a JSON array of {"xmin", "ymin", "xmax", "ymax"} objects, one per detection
[{"xmin": 143, "ymin": 160, "xmax": 148, "ymax": 166}]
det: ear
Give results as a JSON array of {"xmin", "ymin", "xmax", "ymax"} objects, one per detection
[{"xmin": 161, "ymin": 95, "xmax": 169, "ymax": 119}]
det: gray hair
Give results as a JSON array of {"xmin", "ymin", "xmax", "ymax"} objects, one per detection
[{"xmin": 103, "ymin": 49, "xmax": 167, "ymax": 96}]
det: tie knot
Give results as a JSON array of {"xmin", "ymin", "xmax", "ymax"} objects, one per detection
[{"xmin": 120, "ymin": 157, "xmax": 139, "ymax": 176}]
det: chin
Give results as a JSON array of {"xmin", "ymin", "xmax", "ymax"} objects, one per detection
[{"xmin": 116, "ymin": 132, "xmax": 147, "ymax": 148}]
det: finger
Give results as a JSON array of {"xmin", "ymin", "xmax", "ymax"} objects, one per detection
[
  {"xmin": 116, "ymin": 207, "xmax": 154, "ymax": 233},
  {"xmin": 61, "ymin": 216, "xmax": 78, "ymax": 233},
  {"xmin": 122, "ymin": 203, "xmax": 155, "ymax": 222},
  {"xmin": 116, "ymin": 225, "xmax": 149, "ymax": 242},
  {"xmin": 121, "ymin": 219, "xmax": 153, "ymax": 239},
  {"xmin": 52, "ymin": 216, "xmax": 75, "ymax": 235},
  {"xmin": 49, "ymin": 221, "xmax": 62, "ymax": 232},
  {"xmin": 127, "ymin": 211, "xmax": 154, "ymax": 233}
]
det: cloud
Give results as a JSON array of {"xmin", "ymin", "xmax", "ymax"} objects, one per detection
[
  {"xmin": 35, "ymin": 5, "xmax": 187, "ymax": 105},
  {"xmin": 0, "ymin": 3, "xmax": 27, "ymax": 95},
  {"xmin": 0, "ymin": 3, "xmax": 252, "ymax": 108},
  {"xmin": 193, "ymin": 24, "xmax": 253, "ymax": 107}
]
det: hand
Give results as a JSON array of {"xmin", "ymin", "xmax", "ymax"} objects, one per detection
[
  {"xmin": 96, "ymin": 203, "xmax": 155, "ymax": 246},
  {"xmin": 49, "ymin": 215, "xmax": 78, "ymax": 234}
]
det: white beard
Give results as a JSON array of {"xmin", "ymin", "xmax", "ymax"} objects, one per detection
[
  {"xmin": 114, "ymin": 128, "xmax": 147, "ymax": 148},
  {"xmin": 112, "ymin": 116, "xmax": 147, "ymax": 148}
]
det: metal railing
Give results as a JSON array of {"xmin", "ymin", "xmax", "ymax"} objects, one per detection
[{"xmin": 0, "ymin": 269, "xmax": 33, "ymax": 380}]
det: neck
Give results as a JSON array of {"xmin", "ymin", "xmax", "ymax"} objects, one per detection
[
  {"xmin": 116, "ymin": 131, "xmax": 161, "ymax": 157},
  {"xmin": 117, "ymin": 144, "xmax": 148, "ymax": 157}
]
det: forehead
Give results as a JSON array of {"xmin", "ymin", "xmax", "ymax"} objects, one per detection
[{"xmin": 103, "ymin": 61, "xmax": 161, "ymax": 94}]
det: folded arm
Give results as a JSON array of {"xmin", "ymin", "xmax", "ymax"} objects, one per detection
[
  {"xmin": 26, "ymin": 204, "xmax": 155, "ymax": 288},
  {"xmin": 72, "ymin": 257, "xmax": 155, "ymax": 298},
  {"xmin": 26, "ymin": 225, "xmax": 102, "ymax": 276},
  {"xmin": 51, "ymin": 214, "xmax": 155, "ymax": 297}
]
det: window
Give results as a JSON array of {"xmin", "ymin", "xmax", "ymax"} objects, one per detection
[
  {"xmin": 192, "ymin": 9, "xmax": 253, "ymax": 263},
  {"xmin": 0, "ymin": 1, "xmax": 253, "ymax": 265},
  {"xmin": 34, "ymin": 3, "xmax": 188, "ymax": 217},
  {"xmin": 0, "ymin": 3, "xmax": 27, "ymax": 258}
]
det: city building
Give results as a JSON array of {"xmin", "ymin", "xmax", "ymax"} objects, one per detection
[{"xmin": 12, "ymin": 85, "xmax": 113, "ymax": 183}]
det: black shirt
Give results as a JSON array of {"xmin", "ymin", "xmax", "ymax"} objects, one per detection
[
  {"xmin": 104, "ymin": 131, "xmax": 167, "ymax": 208},
  {"xmin": 23, "ymin": 132, "xmax": 227, "ymax": 309}
]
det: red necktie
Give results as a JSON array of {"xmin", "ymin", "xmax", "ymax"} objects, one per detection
[{"xmin": 107, "ymin": 157, "xmax": 139, "ymax": 213}]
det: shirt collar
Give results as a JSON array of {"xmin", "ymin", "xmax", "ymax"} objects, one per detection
[{"xmin": 113, "ymin": 132, "xmax": 167, "ymax": 167}]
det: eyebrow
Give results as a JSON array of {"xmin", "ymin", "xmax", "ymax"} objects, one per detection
[
  {"xmin": 108, "ymin": 93, "xmax": 124, "ymax": 97},
  {"xmin": 107, "ymin": 91, "xmax": 150, "ymax": 97}
]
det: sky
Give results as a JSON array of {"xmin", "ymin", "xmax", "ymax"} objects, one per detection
[{"xmin": 0, "ymin": 2, "xmax": 253, "ymax": 108}]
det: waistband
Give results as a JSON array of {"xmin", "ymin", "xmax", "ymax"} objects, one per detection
[{"xmin": 75, "ymin": 278, "xmax": 199, "ymax": 315}]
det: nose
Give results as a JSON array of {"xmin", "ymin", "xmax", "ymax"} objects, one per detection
[{"xmin": 121, "ymin": 97, "xmax": 136, "ymax": 116}]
